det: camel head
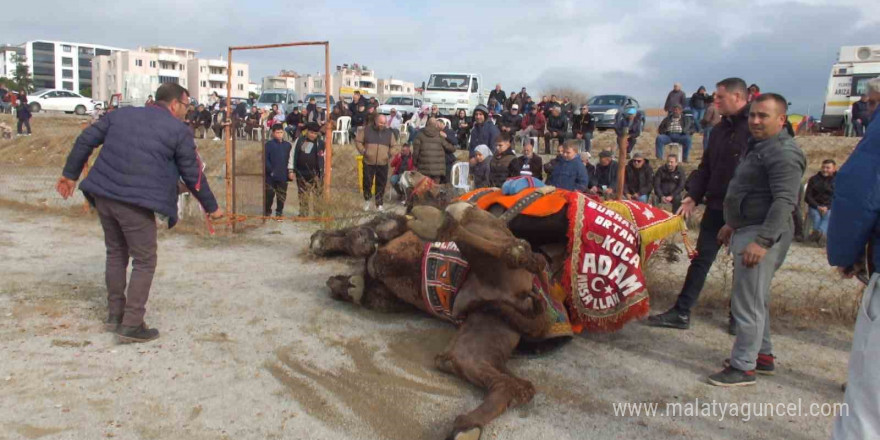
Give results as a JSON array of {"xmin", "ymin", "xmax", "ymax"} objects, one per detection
[{"xmin": 400, "ymin": 171, "xmax": 454, "ymax": 213}]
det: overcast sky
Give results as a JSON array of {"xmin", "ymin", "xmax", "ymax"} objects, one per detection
[{"xmin": 3, "ymin": 0, "xmax": 878, "ymax": 114}]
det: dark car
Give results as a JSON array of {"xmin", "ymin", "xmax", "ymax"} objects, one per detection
[{"xmin": 587, "ymin": 94, "xmax": 644, "ymax": 130}]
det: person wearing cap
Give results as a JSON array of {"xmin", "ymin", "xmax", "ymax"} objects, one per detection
[
  {"xmin": 288, "ymin": 122, "xmax": 325, "ymax": 216},
  {"xmin": 590, "ymin": 150, "xmax": 618, "ymax": 197},
  {"xmin": 467, "ymin": 104, "xmax": 500, "ymax": 157},
  {"xmin": 614, "ymin": 106, "xmax": 642, "ymax": 156},
  {"xmin": 545, "ymin": 105, "xmax": 570, "ymax": 155},
  {"xmin": 656, "ymin": 104, "xmax": 695, "ymax": 162},
  {"xmin": 517, "ymin": 105, "xmax": 547, "ymax": 153},
  {"xmin": 624, "ymin": 153, "xmax": 653, "ymax": 203},
  {"xmin": 572, "ymin": 104, "xmax": 596, "ymax": 152},
  {"xmin": 500, "ymin": 104, "xmax": 523, "ymax": 140}
]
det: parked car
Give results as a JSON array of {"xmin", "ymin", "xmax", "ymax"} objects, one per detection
[
  {"xmin": 376, "ymin": 96, "xmax": 423, "ymax": 119},
  {"xmin": 302, "ymin": 93, "xmax": 336, "ymax": 109},
  {"xmin": 255, "ymin": 89, "xmax": 299, "ymax": 114},
  {"xmin": 587, "ymin": 94, "xmax": 643, "ymax": 130},
  {"xmin": 29, "ymin": 89, "xmax": 102, "ymax": 115}
]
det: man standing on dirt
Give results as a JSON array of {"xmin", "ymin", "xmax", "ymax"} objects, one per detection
[
  {"xmin": 355, "ymin": 114, "xmax": 397, "ymax": 211},
  {"xmin": 55, "ymin": 83, "xmax": 223, "ymax": 344},
  {"xmin": 647, "ymin": 77, "xmax": 751, "ymax": 331},
  {"xmin": 708, "ymin": 93, "xmax": 805, "ymax": 387},
  {"xmin": 828, "ymin": 77, "xmax": 880, "ymax": 439}
]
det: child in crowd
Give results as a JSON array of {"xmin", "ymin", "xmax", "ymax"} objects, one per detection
[
  {"xmin": 390, "ymin": 144, "xmax": 415, "ymax": 201},
  {"xmin": 288, "ymin": 122, "xmax": 325, "ymax": 216},
  {"xmin": 470, "ymin": 144, "xmax": 492, "ymax": 189},
  {"xmin": 264, "ymin": 124, "xmax": 292, "ymax": 219}
]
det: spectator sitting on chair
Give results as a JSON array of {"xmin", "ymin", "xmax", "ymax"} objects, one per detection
[
  {"xmin": 500, "ymin": 104, "xmax": 523, "ymax": 139},
  {"xmin": 614, "ymin": 107, "xmax": 642, "ymax": 156},
  {"xmin": 590, "ymin": 150, "xmax": 618, "ymax": 197},
  {"xmin": 545, "ymin": 105, "xmax": 569, "ymax": 154},
  {"xmin": 470, "ymin": 144, "xmax": 492, "ymax": 189},
  {"xmin": 547, "ymin": 141, "xmax": 589, "ymax": 192},
  {"xmin": 351, "ymin": 102, "xmax": 367, "ymax": 138},
  {"xmin": 625, "ymin": 153, "xmax": 653, "ymax": 202},
  {"xmin": 804, "ymin": 159, "xmax": 836, "ymax": 245},
  {"xmin": 656, "ymin": 104, "xmax": 694, "ymax": 161},
  {"xmin": 347, "ymin": 91, "xmax": 365, "ymax": 115},
  {"xmin": 264, "ymin": 124, "xmax": 292, "ymax": 218},
  {"xmin": 517, "ymin": 105, "xmax": 547, "ymax": 153},
  {"xmin": 489, "ymin": 133, "xmax": 517, "ymax": 188},
  {"xmin": 508, "ymin": 140, "xmax": 543, "ymax": 180},
  {"xmin": 653, "ymin": 154, "xmax": 686, "ymax": 213},
  {"xmin": 388, "ymin": 108, "xmax": 403, "ymax": 136},
  {"xmin": 852, "ymin": 94, "xmax": 871, "ymax": 137},
  {"xmin": 390, "ymin": 143, "xmax": 414, "ymax": 201},
  {"xmin": 572, "ymin": 104, "xmax": 596, "ymax": 152},
  {"xmin": 287, "ymin": 122, "xmax": 324, "ymax": 216},
  {"xmin": 429, "ymin": 105, "xmax": 441, "ymax": 119},
  {"xmin": 211, "ymin": 106, "xmax": 227, "ymax": 141},
  {"xmin": 245, "ymin": 106, "xmax": 262, "ymax": 140},
  {"xmin": 285, "ymin": 106, "xmax": 303, "ymax": 140},
  {"xmin": 413, "ymin": 117, "xmax": 456, "ymax": 184}
]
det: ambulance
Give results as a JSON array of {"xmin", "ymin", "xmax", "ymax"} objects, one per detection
[{"xmin": 821, "ymin": 45, "xmax": 880, "ymax": 131}]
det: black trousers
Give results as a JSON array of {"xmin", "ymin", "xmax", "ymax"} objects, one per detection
[
  {"xmin": 673, "ymin": 207, "xmax": 726, "ymax": 315},
  {"xmin": 544, "ymin": 133, "xmax": 567, "ymax": 154},
  {"xmin": 17, "ymin": 119, "xmax": 31, "ymax": 134},
  {"xmin": 264, "ymin": 181, "xmax": 288, "ymax": 216},
  {"xmin": 363, "ymin": 164, "xmax": 388, "ymax": 205}
]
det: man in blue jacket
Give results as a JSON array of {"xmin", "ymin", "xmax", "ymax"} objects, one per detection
[
  {"xmin": 547, "ymin": 142, "xmax": 589, "ymax": 191},
  {"xmin": 828, "ymin": 78, "xmax": 880, "ymax": 440},
  {"xmin": 468, "ymin": 104, "xmax": 499, "ymax": 157},
  {"xmin": 56, "ymin": 83, "xmax": 223, "ymax": 344},
  {"xmin": 265, "ymin": 124, "xmax": 293, "ymax": 218}
]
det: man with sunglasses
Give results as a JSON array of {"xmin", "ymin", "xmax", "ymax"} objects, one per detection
[
  {"xmin": 572, "ymin": 104, "xmax": 596, "ymax": 152},
  {"xmin": 55, "ymin": 83, "xmax": 223, "ymax": 344}
]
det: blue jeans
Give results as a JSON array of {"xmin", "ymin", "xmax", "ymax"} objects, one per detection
[
  {"xmin": 634, "ymin": 194, "xmax": 648, "ymax": 203},
  {"xmin": 854, "ymin": 119, "xmax": 866, "ymax": 137},
  {"xmin": 655, "ymin": 133, "xmax": 692, "ymax": 162},
  {"xmin": 702, "ymin": 126, "xmax": 712, "ymax": 151},
  {"xmin": 692, "ymin": 108, "xmax": 705, "ymax": 132},
  {"xmin": 808, "ymin": 207, "xmax": 830, "ymax": 235},
  {"xmin": 579, "ymin": 132, "xmax": 593, "ymax": 152}
]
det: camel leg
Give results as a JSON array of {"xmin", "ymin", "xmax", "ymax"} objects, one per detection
[
  {"xmin": 325, "ymin": 272, "xmax": 411, "ymax": 313},
  {"xmin": 436, "ymin": 312, "xmax": 535, "ymax": 440},
  {"xmin": 311, "ymin": 215, "xmax": 407, "ymax": 257}
]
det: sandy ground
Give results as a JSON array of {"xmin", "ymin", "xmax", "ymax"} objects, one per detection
[{"xmin": 0, "ymin": 205, "xmax": 859, "ymax": 440}]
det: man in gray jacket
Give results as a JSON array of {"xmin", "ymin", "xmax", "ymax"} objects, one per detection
[{"xmin": 709, "ymin": 93, "xmax": 806, "ymax": 387}]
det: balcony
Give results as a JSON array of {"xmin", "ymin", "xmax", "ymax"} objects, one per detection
[
  {"xmin": 207, "ymin": 59, "xmax": 227, "ymax": 68},
  {"xmin": 208, "ymin": 73, "xmax": 228, "ymax": 82},
  {"xmin": 156, "ymin": 53, "xmax": 181, "ymax": 63},
  {"xmin": 158, "ymin": 69, "xmax": 180, "ymax": 78}
]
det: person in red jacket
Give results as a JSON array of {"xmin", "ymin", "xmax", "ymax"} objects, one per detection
[
  {"xmin": 516, "ymin": 106, "xmax": 547, "ymax": 153},
  {"xmin": 389, "ymin": 143, "xmax": 415, "ymax": 201}
]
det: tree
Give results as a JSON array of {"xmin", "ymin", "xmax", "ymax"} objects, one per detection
[
  {"xmin": 248, "ymin": 91, "xmax": 258, "ymax": 101},
  {"xmin": 11, "ymin": 54, "xmax": 32, "ymax": 93},
  {"xmin": 80, "ymin": 87, "xmax": 92, "ymax": 98}
]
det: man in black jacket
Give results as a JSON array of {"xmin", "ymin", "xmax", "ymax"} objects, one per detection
[
  {"xmin": 624, "ymin": 153, "xmax": 653, "ymax": 202},
  {"xmin": 590, "ymin": 150, "xmax": 618, "ymax": 197},
  {"xmin": 545, "ymin": 105, "xmax": 569, "ymax": 154},
  {"xmin": 489, "ymin": 84, "xmax": 506, "ymax": 106},
  {"xmin": 508, "ymin": 141, "xmax": 543, "ymax": 180},
  {"xmin": 852, "ymin": 94, "xmax": 871, "ymax": 137},
  {"xmin": 647, "ymin": 77, "xmax": 751, "ymax": 331},
  {"xmin": 500, "ymin": 104, "xmax": 524, "ymax": 141},
  {"xmin": 653, "ymin": 154, "xmax": 686, "ymax": 213},
  {"xmin": 804, "ymin": 159, "xmax": 836, "ymax": 243},
  {"xmin": 572, "ymin": 104, "xmax": 596, "ymax": 151}
]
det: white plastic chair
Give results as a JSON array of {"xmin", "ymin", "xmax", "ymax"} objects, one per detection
[
  {"xmin": 451, "ymin": 162, "xmax": 471, "ymax": 192},
  {"xmin": 333, "ymin": 116, "xmax": 351, "ymax": 145},
  {"xmin": 438, "ymin": 117, "xmax": 452, "ymax": 130},
  {"xmin": 250, "ymin": 127, "xmax": 262, "ymax": 141},
  {"xmin": 399, "ymin": 123, "xmax": 409, "ymax": 142}
]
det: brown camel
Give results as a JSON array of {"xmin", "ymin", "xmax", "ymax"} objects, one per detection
[{"xmin": 321, "ymin": 202, "xmax": 565, "ymax": 440}]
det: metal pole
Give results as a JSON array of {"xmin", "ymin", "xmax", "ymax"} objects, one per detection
[
  {"xmin": 323, "ymin": 42, "xmax": 333, "ymax": 201},
  {"xmin": 616, "ymin": 128, "xmax": 627, "ymax": 200},
  {"xmin": 225, "ymin": 48, "xmax": 234, "ymax": 231}
]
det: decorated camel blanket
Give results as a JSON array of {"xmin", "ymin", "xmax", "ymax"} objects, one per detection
[
  {"xmin": 459, "ymin": 187, "xmax": 569, "ymax": 218},
  {"xmin": 420, "ymin": 241, "xmax": 574, "ymax": 340},
  {"xmin": 563, "ymin": 192, "xmax": 685, "ymax": 333}
]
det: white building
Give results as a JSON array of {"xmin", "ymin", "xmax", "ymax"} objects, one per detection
[
  {"xmin": 295, "ymin": 73, "xmax": 331, "ymax": 98},
  {"xmin": 142, "ymin": 46, "xmax": 197, "ymax": 88},
  {"xmin": 23, "ymin": 40, "xmax": 124, "ymax": 95},
  {"xmin": 334, "ymin": 63, "xmax": 377, "ymax": 100},
  {"xmin": 261, "ymin": 74, "xmax": 297, "ymax": 92},
  {"xmin": 91, "ymin": 49, "xmax": 159, "ymax": 105},
  {"xmin": 186, "ymin": 57, "xmax": 249, "ymax": 104},
  {"xmin": 0, "ymin": 45, "xmax": 23, "ymax": 80},
  {"xmin": 377, "ymin": 77, "xmax": 415, "ymax": 102},
  {"xmin": 248, "ymin": 82, "xmax": 261, "ymax": 97}
]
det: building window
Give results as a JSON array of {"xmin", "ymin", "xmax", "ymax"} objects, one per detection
[
  {"xmin": 61, "ymin": 57, "xmax": 73, "ymax": 67},
  {"xmin": 180, "ymin": 64, "xmax": 184, "ymax": 71},
  {"xmin": 159, "ymin": 76, "xmax": 179, "ymax": 84},
  {"xmin": 201, "ymin": 81, "xmax": 206, "ymax": 87},
  {"xmin": 150, "ymin": 61, "xmax": 156, "ymax": 68},
  {"xmin": 62, "ymin": 45, "xmax": 72, "ymax": 53},
  {"xmin": 62, "ymin": 69, "xmax": 73, "ymax": 79},
  {"xmin": 237, "ymin": 70, "xmax": 243, "ymax": 77},
  {"xmin": 135, "ymin": 59, "xmax": 143, "ymax": 67},
  {"xmin": 95, "ymin": 48, "xmax": 111, "ymax": 56},
  {"xmin": 200, "ymin": 66, "xmax": 205, "ymax": 73},
  {"xmin": 238, "ymin": 84, "xmax": 244, "ymax": 91},
  {"xmin": 62, "ymin": 81, "xmax": 74, "ymax": 90}
]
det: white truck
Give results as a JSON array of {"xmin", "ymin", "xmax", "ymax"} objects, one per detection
[
  {"xmin": 422, "ymin": 72, "xmax": 487, "ymax": 115},
  {"xmin": 820, "ymin": 44, "xmax": 880, "ymax": 131}
]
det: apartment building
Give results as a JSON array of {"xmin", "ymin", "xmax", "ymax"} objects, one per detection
[
  {"xmin": 295, "ymin": 73, "xmax": 331, "ymax": 97},
  {"xmin": 377, "ymin": 77, "xmax": 415, "ymax": 102},
  {"xmin": 142, "ymin": 46, "xmax": 197, "ymax": 88},
  {"xmin": 0, "ymin": 45, "xmax": 24, "ymax": 80},
  {"xmin": 91, "ymin": 49, "xmax": 159, "ymax": 105},
  {"xmin": 334, "ymin": 63, "xmax": 377, "ymax": 100},
  {"xmin": 23, "ymin": 40, "xmax": 123, "ymax": 95},
  {"xmin": 261, "ymin": 74, "xmax": 297, "ymax": 92},
  {"xmin": 187, "ymin": 57, "xmax": 249, "ymax": 104}
]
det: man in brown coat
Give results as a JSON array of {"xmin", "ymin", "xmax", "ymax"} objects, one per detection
[
  {"xmin": 355, "ymin": 114, "xmax": 398, "ymax": 211},
  {"xmin": 413, "ymin": 118, "xmax": 456, "ymax": 183}
]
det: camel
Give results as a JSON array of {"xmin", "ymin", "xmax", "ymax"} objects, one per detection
[{"xmin": 321, "ymin": 202, "xmax": 569, "ymax": 440}]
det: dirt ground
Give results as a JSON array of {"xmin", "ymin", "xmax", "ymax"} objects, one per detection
[{"xmin": 0, "ymin": 205, "xmax": 860, "ymax": 440}]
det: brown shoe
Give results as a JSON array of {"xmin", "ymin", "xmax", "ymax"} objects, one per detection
[
  {"xmin": 104, "ymin": 314, "xmax": 123, "ymax": 332},
  {"xmin": 116, "ymin": 323, "xmax": 160, "ymax": 344}
]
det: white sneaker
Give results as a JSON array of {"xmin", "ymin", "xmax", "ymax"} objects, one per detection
[
  {"xmin": 213, "ymin": 137, "xmax": 220, "ymax": 141},
  {"xmin": 377, "ymin": 204, "xmax": 384, "ymax": 212},
  {"xmin": 363, "ymin": 201, "xmax": 371, "ymax": 211}
]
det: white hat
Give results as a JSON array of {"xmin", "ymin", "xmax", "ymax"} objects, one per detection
[{"xmin": 512, "ymin": 104, "xmax": 519, "ymax": 110}]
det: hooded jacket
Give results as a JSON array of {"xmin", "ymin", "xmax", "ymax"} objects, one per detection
[
  {"xmin": 625, "ymin": 158, "xmax": 654, "ymax": 197},
  {"xmin": 690, "ymin": 89, "xmax": 708, "ymax": 110},
  {"xmin": 653, "ymin": 164, "xmax": 686, "ymax": 197},
  {"xmin": 413, "ymin": 123, "xmax": 455, "ymax": 177},
  {"xmin": 804, "ymin": 171, "xmax": 835, "ymax": 209},
  {"xmin": 489, "ymin": 147, "xmax": 517, "ymax": 187},
  {"xmin": 468, "ymin": 104, "xmax": 500, "ymax": 155}
]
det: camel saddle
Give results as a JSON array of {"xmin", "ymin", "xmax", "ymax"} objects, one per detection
[{"xmin": 459, "ymin": 187, "xmax": 571, "ymax": 222}]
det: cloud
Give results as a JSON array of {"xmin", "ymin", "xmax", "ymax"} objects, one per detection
[{"xmin": 1, "ymin": 0, "xmax": 877, "ymax": 114}]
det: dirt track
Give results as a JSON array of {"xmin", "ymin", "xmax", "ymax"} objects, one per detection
[{"xmin": 0, "ymin": 206, "xmax": 859, "ymax": 440}]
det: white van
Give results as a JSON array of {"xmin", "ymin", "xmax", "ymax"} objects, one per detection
[
  {"xmin": 255, "ymin": 89, "xmax": 299, "ymax": 114},
  {"xmin": 820, "ymin": 45, "xmax": 880, "ymax": 131},
  {"xmin": 422, "ymin": 73, "xmax": 485, "ymax": 115}
]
